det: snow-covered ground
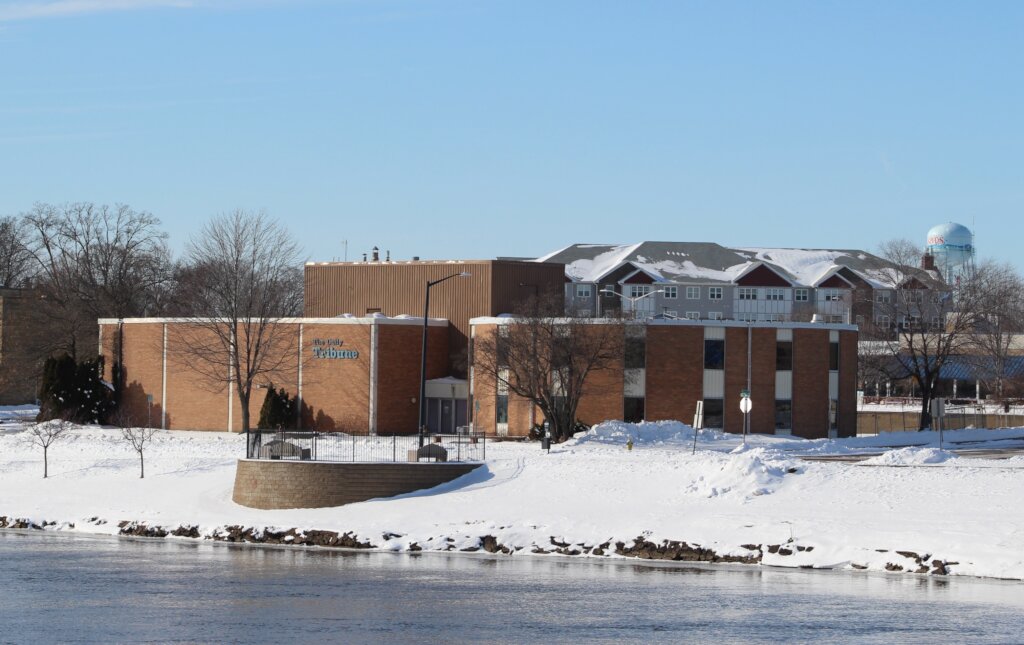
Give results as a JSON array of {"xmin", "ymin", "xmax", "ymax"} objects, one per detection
[{"xmin": 2, "ymin": 409, "xmax": 1023, "ymax": 581}]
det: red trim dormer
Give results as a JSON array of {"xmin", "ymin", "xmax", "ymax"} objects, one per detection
[{"xmin": 734, "ymin": 263, "xmax": 793, "ymax": 287}]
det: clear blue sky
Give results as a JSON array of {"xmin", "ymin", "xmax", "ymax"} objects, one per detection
[{"xmin": 1, "ymin": 1, "xmax": 1021, "ymax": 268}]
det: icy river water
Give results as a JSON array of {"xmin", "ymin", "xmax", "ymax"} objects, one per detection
[{"xmin": 2, "ymin": 531, "xmax": 1023, "ymax": 644}]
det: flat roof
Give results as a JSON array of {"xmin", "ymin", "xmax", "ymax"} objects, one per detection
[
  {"xmin": 469, "ymin": 316, "xmax": 857, "ymax": 332},
  {"xmin": 99, "ymin": 316, "xmax": 449, "ymax": 327}
]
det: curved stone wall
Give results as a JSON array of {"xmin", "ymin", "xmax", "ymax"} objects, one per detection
[{"xmin": 232, "ymin": 460, "xmax": 482, "ymax": 510}]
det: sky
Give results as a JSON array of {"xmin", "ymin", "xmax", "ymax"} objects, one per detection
[{"xmin": 1, "ymin": 0, "xmax": 1021, "ymax": 268}]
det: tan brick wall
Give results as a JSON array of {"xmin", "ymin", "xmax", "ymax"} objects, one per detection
[
  {"xmin": 723, "ymin": 327, "xmax": 748, "ymax": 434},
  {"xmin": 749, "ymin": 327, "xmax": 777, "ymax": 435},
  {"xmin": 233, "ymin": 459, "xmax": 481, "ymax": 509},
  {"xmin": 793, "ymin": 328, "xmax": 830, "ymax": 439},
  {"xmin": 375, "ymin": 325, "xmax": 448, "ymax": 435},
  {"xmin": 119, "ymin": 323, "xmax": 166, "ymax": 428},
  {"xmin": 645, "ymin": 325, "xmax": 703, "ymax": 423},
  {"xmin": 576, "ymin": 362, "xmax": 624, "ymax": 428},
  {"xmin": 838, "ymin": 330, "xmax": 858, "ymax": 437}
]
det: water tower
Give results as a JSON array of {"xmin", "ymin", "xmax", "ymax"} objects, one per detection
[{"xmin": 926, "ymin": 222, "xmax": 975, "ymax": 285}]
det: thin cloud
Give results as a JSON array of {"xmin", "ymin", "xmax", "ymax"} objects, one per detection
[{"xmin": 0, "ymin": 0, "xmax": 196, "ymax": 22}]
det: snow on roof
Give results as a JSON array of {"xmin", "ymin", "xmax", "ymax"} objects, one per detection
[{"xmin": 537, "ymin": 242, "xmax": 941, "ymax": 289}]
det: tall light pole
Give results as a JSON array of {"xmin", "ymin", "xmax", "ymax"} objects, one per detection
[
  {"xmin": 419, "ymin": 271, "xmax": 471, "ymax": 447},
  {"xmin": 600, "ymin": 287, "xmax": 665, "ymax": 319}
]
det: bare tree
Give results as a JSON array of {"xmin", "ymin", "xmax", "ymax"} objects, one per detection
[
  {"xmin": 965, "ymin": 262, "xmax": 1024, "ymax": 400},
  {"xmin": 21, "ymin": 202, "xmax": 172, "ymax": 365},
  {"xmin": 473, "ymin": 294, "xmax": 626, "ymax": 442},
  {"xmin": 26, "ymin": 416, "xmax": 74, "ymax": 478},
  {"xmin": 0, "ymin": 216, "xmax": 36, "ymax": 288},
  {"xmin": 171, "ymin": 211, "xmax": 303, "ymax": 449},
  {"xmin": 113, "ymin": 409, "xmax": 159, "ymax": 479},
  {"xmin": 871, "ymin": 239, "xmax": 990, "ymax": 429}
]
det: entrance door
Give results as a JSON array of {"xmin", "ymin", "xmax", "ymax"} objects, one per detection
[{"xmin": 440, "ymin": 399, "xmax": 454, "ymax": 434}]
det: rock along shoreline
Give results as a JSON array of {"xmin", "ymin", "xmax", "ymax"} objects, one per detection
[{"xmin": 0, "ymin": 514, "xmax": 984, "ymax": 581}]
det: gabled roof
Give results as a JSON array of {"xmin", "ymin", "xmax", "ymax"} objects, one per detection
[{"xmin": 537, "ymin": 241, "xmax": 945, "ymax": 290}]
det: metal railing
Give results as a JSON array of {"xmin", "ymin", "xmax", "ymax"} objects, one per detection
[{"xmin": 246, "ymin": 429, "xmax": 486, "ymax": 463}]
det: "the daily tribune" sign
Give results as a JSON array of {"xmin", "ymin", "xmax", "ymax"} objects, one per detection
[{"xmin": 311, "ymin": 338, "xmax": 359, "ymax": 359}]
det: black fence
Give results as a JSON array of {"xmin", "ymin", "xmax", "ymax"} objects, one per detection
[{"xmin": 246, "ymin": 429, "xmax": 486, "ymax": 463}]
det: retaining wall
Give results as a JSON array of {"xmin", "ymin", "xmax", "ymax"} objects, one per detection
[{"xmin": 232, "ymin": 460, "xmax": 481, "ymax": 510}]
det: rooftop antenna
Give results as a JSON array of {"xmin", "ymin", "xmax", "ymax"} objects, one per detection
[{"xmin": 342, "ymin": 239, "xmax": 348, "ymax": 262}]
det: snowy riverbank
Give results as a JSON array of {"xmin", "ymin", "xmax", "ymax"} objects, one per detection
[{"xmin": 2, "ymin": 412, "xmax": 1023, "ymax": 581}]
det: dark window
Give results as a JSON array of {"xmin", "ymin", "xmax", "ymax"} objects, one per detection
[
  {"xmin": 776, "ymin": 341, "xmax": 793, "ymax": 371},
  {"xmin": 625, "ymin": 336, "xmax": 646, "ymax": 369},
  {"xmin": 775, "ymin": 400, "xmax": 792, "ymax": 430},
  {"xmin": 704, "ymin": 339, "xmax": 725, "ymax": 370},
  {"xmin": 829, "ymin": 342, "xmax": 839, "ymax": 371},
  {"xmin": 703, "ymin": 399, "xmax": 724, "ymax": 428},
  {"xmin": 624, "ymin": 397, "xmax": 645, "ymax": 423},
  {"xmin": 496, "ymin": 395, "xmax": 509, "ymax": 424}
]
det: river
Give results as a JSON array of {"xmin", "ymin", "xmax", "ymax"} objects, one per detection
[{"xmin": 1, "ymin": 531, "xmax": 1022, "ymax": 644}]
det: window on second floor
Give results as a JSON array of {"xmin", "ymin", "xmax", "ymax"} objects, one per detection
[
  {"xmin": 738, "ymin": 287, "xmax": 757, "ymax": 300},
  {"xmin": 875, "ymin": 290, "xmax": 891, "ymax": 304},
  {"xmin": 630, "ymin": 284, "xmax": 651, "ymax": 298},
  {"xmin": 708, "ymin": 287, "xmax": 723, "ymax": 300},
  {"xmin": 575, "ymin": 284, "xmax": 592, "ymax": 298},
  {"xmin": 794, "ymin": 288, "xmax": 809, "ymax": 302},
  {"xmin": 819, "ymin": 289, "xmax": 842, "ymax": 302},
  {"xmin": 686, "ymin": 286, "xmax": 700, "ymax": 299},
  {"xmin": 766, "ymin": 288, "xmax": 786, "ymax": 301},
  {"xmin": 663, "ymin": 286, "xmax": 678, "ymax": 299}
]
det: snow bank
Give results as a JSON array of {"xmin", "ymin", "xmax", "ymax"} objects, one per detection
[
  {"xmin": 2, "ymin": 416, "xmax": 1024, "ymax": 581},
  {"xmin": 570, "ymin": 419, "xmax": 728, "ymax": 446},
  {"xmin": 683, "ymin": 446, "xmax": 800, "ymax": 500},
  {"xmin": 862, "ymin": 447, "xmax": 958, "ymax": 466}
]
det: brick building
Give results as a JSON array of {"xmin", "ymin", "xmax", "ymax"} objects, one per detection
[
  {"xmin": 470, "ymin": 317, "xmax": 858, "ymax": 440},
  {"xmin": 99, "ymin": 316, "xmax": 449, "ymax": 434}
]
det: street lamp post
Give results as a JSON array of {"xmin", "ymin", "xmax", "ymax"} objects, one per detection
[{"xmin": 418, "ymin": 271, "xmax": 471, "ymax": 447}]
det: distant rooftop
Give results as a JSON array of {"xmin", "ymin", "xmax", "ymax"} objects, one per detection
[{"xmin": 535, "ymin": 241, "xmax": 944, "ymax": 289}]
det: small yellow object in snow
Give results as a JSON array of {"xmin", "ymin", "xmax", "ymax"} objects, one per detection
[{"xmin": 626, "ymin": 438, "xmax": 634, "ymax": 451}]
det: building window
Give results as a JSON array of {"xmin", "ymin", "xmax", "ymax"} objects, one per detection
[
  {"xmin": 624, "ymin": 397, "xmax": 645, "ymax": 423},
  {"xmin": 820, "ymin": 289, "xmax": 841, "ymax": 302},
  {"xmin": 931, "ymin": 316, "xmax": 941, "ymax": 330},
  {"xmin": 829, "ymin": 341, "xmax": 839, "ymax": 371},
  {"xmin": 825, "ymin": 315, "xmax": 844, "ymax": 323},
  {"xmin": 775, "ymin": 400, "xmax": 792, "ymax": 430},
  {"xmin": 875, "ymin": 291, "xmax": 891, "ymax": 304},
  {"xmin": 686, "ymin": 286, "xmax": 700, "ymax": 299},
  {"xmin": 496, "ymin": 395, "xmax": 509, "ymax": 425},
  {"xmin": 764, "ymin": 313, "xmax": 783, "ymax": 322},
  {"xmin": 766, "ymin": 288, "xmax": 785, "ymax": 301},
  {"xmin": 576, "ymin": 284, "xmax": 592, "ymax": 298},
  {"xmin": 737, "ymin": 312, "xmax": 757, "ymax": 322},
  {"xmin": 709, "ymin": 287, "xmax": 723, "ymax": 300},
  {"xmin": 663, "ymin": 286, "xmax": 678, "ymax": 299},
  {"xmin": 703, "ymin": 399, "xmax": 724, "ymax": 429},
  {"xmin": 663, "ymin": 310, "xmax": 678, "ymax": 318},
  {"xmin": 630, "ymin": 284, "xmax": 651, "ymax": 298},
  {"xmin": 794, "ymin": 289, "xmax": 809, "ymax": 302},
  {"xmin": 704, "ymin": 339, "xmax": 725, "ymax": 370},
  {"xmin": 708, "ymin": 312, "xmax": 723, "ymax": 320},
  {"xmin": 738, "ymin": 287, "xmax": 757, "ymax": 300},
  {"xmin": 876, "ymin": 314, "xmax": 890, "ymax": 328},
  {"xmin": 625, "ymin": 334, "xmax": 646, "ymax": 369},
  {"xmin": 686, "ymin": 311, "xmax": 700, "ymax": 320},
  {"xmin": 776, "ymin": 341, "xmax": 793, "ymax": 371}
]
